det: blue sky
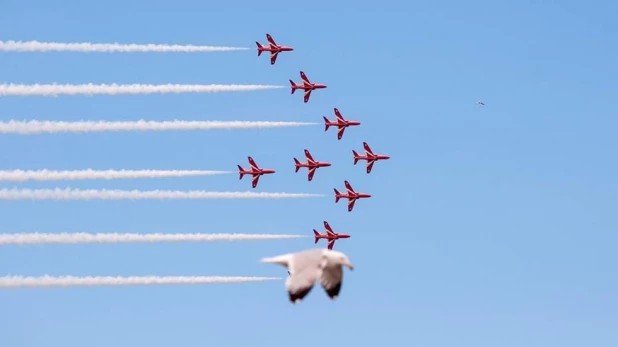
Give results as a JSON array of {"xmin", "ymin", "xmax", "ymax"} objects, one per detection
[{"xmin": 1, "ymin": 0, "xmax": 617, "ymax": 346}]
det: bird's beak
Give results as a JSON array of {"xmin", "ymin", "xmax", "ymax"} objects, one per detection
[{"xmin": 345, "ymin": 262, "xmax": 354, "ymax": 271}]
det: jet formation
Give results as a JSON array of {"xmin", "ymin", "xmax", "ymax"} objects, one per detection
[{"xmin": 251, "ymin": 33, "xmax": 391, "ymax": 251}]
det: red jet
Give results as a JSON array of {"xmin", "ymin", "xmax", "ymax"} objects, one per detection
[
  {"xmin": 293, "ymin": 149, "xmax": 331, "ymax": 181},
  {"xmin": 256, "ymin": 33, "xmax": 294, "ymax": 65},
  {"xmin": 323, "ymin": 108, "xmax": 361, "ymax": 140},
  {"xmin": 289, "ymin": 71, "xmax": 327, "ymax": 103},
  {"xmin": 334, "ymin": 180, "xmax": 371, "ymax": 212},
  {"xmin": 237, "ymin": 156, "xmax": 275, "ymax": 188},
  {"xmin": 353, "ymin": 142, "xmax": 390, "ymax": 174},
  {"xmin": 313, "ymin": 221, "xmax": 350, "ymax": 250}
]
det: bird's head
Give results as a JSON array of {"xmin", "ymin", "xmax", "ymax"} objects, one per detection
[{"xmin": 325, "ymin": 250, "xmax": 354, "ymax": 271}]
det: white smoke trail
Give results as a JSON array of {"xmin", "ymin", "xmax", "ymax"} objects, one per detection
[
  {"xmin": 0, "ymin": 40, "xmax": 249, "ymax": 52},
  {"xmin": 0, "ymin": 188, "xmax": 324, "ymax": 200},
  {"xmin": 0, "ymin": 232, "xmax": 307, "ymax": 245},
  {"xmin": 0, "ymin": 169, "xmax": 232, "ymax": 181},
  {"xmin": 0, "ymin": 120, "xmax": 318, "ymax": 134},
  {"xmin": 0, "ymin": 275, "xmax": 281, "ymax": 288},
  {"xmin": 0, "ymin": 83, "xmax": 283, "ymax": 96}
]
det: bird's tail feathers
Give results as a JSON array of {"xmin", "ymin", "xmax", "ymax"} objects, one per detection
[{"xmin": 260, "ymin": 254, "xmax": 292, "ymax": 266}]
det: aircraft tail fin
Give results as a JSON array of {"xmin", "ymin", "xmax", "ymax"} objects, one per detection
[
  {"xmin": 334, "ymin": 188, "xmax": 341, "ymax": 203},
  {"xmin": 289, "ymin": 80, "xmax": 297, "ymax": 94},
  {"xmin": 313, "ymin": 229, "xmax": 320, "ymax": 244},
  {"xmin": 323, "ymin": 117, "xmax": 330, "ymax": 131},
  {"xmin": 255, "ymin": 42, "xmax": 263, "ymax": 56},
  {"xmin": 293, "ymin": 158, "xmax": 301, "ymax": 172},
  {"xmin": 237, "ymin": 165, "xmax": 245, "ymax": 180},
  {"xmin": 352, "ymin": 150, "xmax": 360, "ymax": 165}
]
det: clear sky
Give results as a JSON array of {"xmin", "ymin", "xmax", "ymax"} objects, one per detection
[{"xmin": 1, "ymin": 0, "xmax": 617, "ymax": 346}]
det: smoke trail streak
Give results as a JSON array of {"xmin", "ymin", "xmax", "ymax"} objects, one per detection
[
  {"xmin": 0, "ymin": 188, "xmax": 324, "ymax": 200},
  {"xmin": 0, "ymin": 120, "xmax": 318, "ymax": 134},
  {"xmin": 0, "ymin": 83, "xmax": 283, "ymax": 96},
  {"xmin": 0, "ymin": 233, "xmax": 307, "ymax": 245},
  {"xmin": 0, "ymin": 169, "xmax": 232, "ymax": 181},
  {"xmin": 0, "ymin": 40, "xmax": 249, "ymax": 52},
  {"xmin": 0, "ymin": 275, "xmax": 281, "ymax": 288}
]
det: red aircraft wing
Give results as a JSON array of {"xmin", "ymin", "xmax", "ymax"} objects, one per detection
[
  {"xmin": 334, "ymin": 108, "xmax": 344, "ymax": 122},
  {"xmin": 325, "ymin": 227, "xmax": 336, "ymax": 238},
  {"xmin": 248, "ymin": 157, "xmax": 259, "ymax": 171},
  {"xmin": 344, "ymin": 181, "xmax": 355, "ymax": 194},
  {"xmin": 266, "ymin": 34, "xmax": 277, "ymax": 48},
  {"xmin": 347, "ymin": 199, "xmax": 356, "ymax": 212},
  {"xmin": 324, "ymin": 221, "xmax": 334, "ymax": 233},
  {"xmin": 300, "ymin": 71, "xmax": 311, "ymax": 85},
  {"xmin": 304, "ymin": 149, "xmax": 316, "ymax": 163},
  {"xmin": 307, "ymin": 167, "xmax": 316, "ymax": 181},
  {"xmin": 327, "ymin": 239, "xmax": 336, "ymax": 250},
  {"xmin": 303, "ymin": 89, "xmax": 312, "ymax": 103},
  {"xmin": 270, "ymin": 51, "xmax": 279, "ymax": 65},
  {"xmin": 337, "ymin": 126, "xmax": 346, "ymax": 140},
  {"xmin": 366, "ymin": 160, "xmax": 375, "ymax": 174},
  {"xmin": 251, "ymin": 174, "xmax": 260, "ymax": 188},
  {"xmin": 363, "ymin": 142, "xmax": 374, "ymax": 155}
]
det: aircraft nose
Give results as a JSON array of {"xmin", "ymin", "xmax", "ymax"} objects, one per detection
[{"xmin": 385, "ymin": 156, "xmax": 391, "ymax": 159}]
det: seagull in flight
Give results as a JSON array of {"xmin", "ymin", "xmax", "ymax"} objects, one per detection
[
  {"xmin": 261, "ymin": 248, "xmax": 354, "ymax": 304},
  {"xmin": 477, "ymin": 101, "xmax": 485, "ymax": 106}
]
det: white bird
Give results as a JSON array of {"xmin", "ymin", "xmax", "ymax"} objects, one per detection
[
  {"xmin": 260, "ymin": 248, "xmax": 354, "ymax": 303},
  {"xmin": 477, "ymin": 101, "xmax": 485, "ymax": 105}
]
